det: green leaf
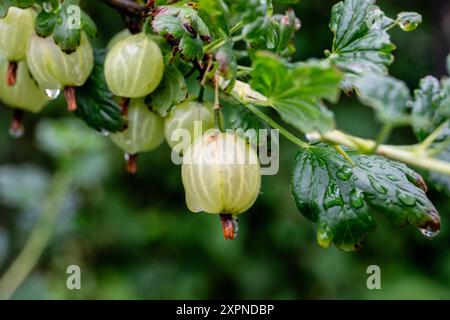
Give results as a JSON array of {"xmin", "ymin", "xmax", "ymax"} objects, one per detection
[
  {"xmin": 0, "ymin": 0, "xmax": 36, "ymax": 18},
  {"xmin": 216, "ymin": 40, "xmax": 237, "ymax": 91},
  {"xmin": 222, "ymin": 101, "xmax": 272, "ymax": 148},
  {"xmin": 35, "ymin": 0, "xmax": 97, "ymax": 53},
  {"xmin": 35, "ymin": 10, "xmax": 57, "ymax": 37},
  {"xmin": 291, "ymin": 144, "xmax": 441, "ymax": 251},
  {"xmin": 198, "ymin": 0, "xmax": 230, "ymax": 36},
  {"xmin": 328, "ymin": 0, "xmax": 396, "ymax": 75},
  {"xmin": 152, "ymin": 4, "xmax": 211, "ymax": 60},
  {"xmin": 75, "ymin": 50, "xmax": 126, "ymax": 133},
  {"xmin": 427, "ymin": 144, "xmax": 450, "ymax": 195},
  {"xmin": 149, "ymin": 65, "xmax": 188, "ymax": 117},
  {"xmin": 356, "ymin": 73, "xmax": 411, "ymax": 125},
  {"xmin": 250, "ymin": 52, "xmax": 342, "ymax": 133},
  {"xmin": 397, "ymin": 12, "xmax": 422, "ymax": 32},
  {"xmin": 242, "ymin": 9, "xmax": 300, "ymax": 58},
  {"xmin": 411, "ymin": 76, "xmax": 450, "ymax": 141}
]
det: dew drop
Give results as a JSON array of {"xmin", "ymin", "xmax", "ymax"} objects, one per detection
[
  {"xmin": 43, "ymin": 2, "xmax": 53, "ymax": 12},
  {"xmin": 386, "ymin": 174, "xmax": 400, "ymax": 182},
  {"xmin": 9, "ymin": 126, "xmax": 24, "ymax": 138},
  {"xmin": 368, "ymin": 176, "xmax": 387, "ymax": 194},
  {"xmin": 324, "ymin": 182, "xmax": 343, "ymax": 209},
  {"xmin": 350, "ymin": 189, "xmax": 364, "ymax": 209},
  {"xmin": 397, "ymin": 191, "xmax": 416, "ymax": 207},
  {"xmin": 336, "ymin": 166, "xmax": 353, "ymax": 181},
  {"xmin": 317, "ymin": 227, "xmax": 333, "ymax": 248},
  {"xmin": 101, "ymin": 129, "xmax": 110, "ymax": 137},
  {"xmin": 45, "ymin": 88, "xmax": 61, "ymax": 100},
  {"xmin": 419, "ymin": 228, "xmax": 439, "ymax": 239},
  {"xmin": 232, "ymin": 216, "xmax": 239, "ymax": 239}
]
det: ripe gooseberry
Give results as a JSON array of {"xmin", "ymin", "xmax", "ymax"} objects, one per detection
[
  {"xmin": 110, "ymin": 98, "xmax": 164, "ymax": 173},
  {"xmin": 0, "ymin": 57, "xmax": 49, "ymax": 137},
  {"xmin": 182, "ymin": 131, "xmax": 261, "ymax": 239},
  {"xmin": 26, "ymin": 32, "xmax": 94, "ymax": 111},
  {"xmin": 0, "ymin": 7, "xmax": 36, "ymax": 86},
  {"xmin": 104, "ymin": 33, "xmax": 164, "ymax": 98},
  {"xmin": 164, "ymin": 101, "xmax": 215, "ymax": 153}
]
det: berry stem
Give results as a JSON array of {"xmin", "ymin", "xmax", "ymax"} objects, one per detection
[
  {"xmin": 126, "ymin": 153, "xmax": 138, "ymax": 174},
  {"xmin": 64, "ymin": 86, "xmax": 78, "ymax": 112},
  {"xmin": 119, "ymin": 97, "xmax": 130, "ymax": 117},
  {"xmin": 9, "ymin": 109, "xmax": 25, "ymax": 138},
  {"xmin": 6, "ymin": 61, "xmax": 17, "ymax": 86},
  {"xmin": 220, "ymin": 214, "xmax": 237, "ymax": 240}
]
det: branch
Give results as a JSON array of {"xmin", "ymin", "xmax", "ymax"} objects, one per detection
[
  {"xmin": 226, "ymin": 79, "xmax": 450, "ymax": 176},
  {"xmin": 101, "ymin": 0, "xmax": 146, "ymax": 15}
]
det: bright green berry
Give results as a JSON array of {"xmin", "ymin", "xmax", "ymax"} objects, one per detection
[
  {"xmin": 182, "ymin": 131, "xmax": 261, "ymax": 215},
  {"xmin": 26, "ymin": 32, "xmax": 94, "ymax": 90},
  {"xmin": 104, "ymin": 33, "xmax": 164, "ymax": 98},
  {"xmin": 110, "ymin": 98, "xmax": 164, "ymax": 155},
  {"xmin": 107, "ymin": 29, "xmax": 131, "ymax": 50},
  {"xmin": 0, "ymin": 56, "xmax": 48, "ymax": 113},
  {"xmin": 164, "ymin": 101, "xmax": 215, "ymax": 152},
  {"xmin": 0, "ymin": 7, "xmax": 36, "ymax": 62}
]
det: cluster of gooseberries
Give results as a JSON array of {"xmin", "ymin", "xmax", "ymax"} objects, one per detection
[{"xmin": 0, "ymin": 5, "xmax": 262, "ymax": 239}]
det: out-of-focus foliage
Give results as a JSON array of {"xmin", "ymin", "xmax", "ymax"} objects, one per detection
[{"xmin": 1, "ymin": 0, "xmax": 450, "ymax": 300}]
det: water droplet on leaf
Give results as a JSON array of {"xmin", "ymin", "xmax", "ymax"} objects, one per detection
[
  {"xmin": 369, "ymin": 176, "xmax": 387, "ymax": 194},
  {"xmin": 397, "ymin": 191, "xmax": 416, "ymax": 207},
  {"xmin": 317, "ymin": 227, "xmax": 333, "ymax": 248},
  {"xmin": 324, "ymin": 182, "xmax": 343, "ymax": 209},
  {"xmin": 336, "ymin": 166, "xmax": 353, "ymax": 181},
  {"xmin": 350, "ymin": 189, "xmax": 364, "ymax": 209},
  {"xmin": 419, "ymin": 228, "xmax": 439, "ymax": 239}
]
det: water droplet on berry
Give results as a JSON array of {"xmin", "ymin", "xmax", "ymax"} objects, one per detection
[
  {"xmin": 9, "ymin": 126, "xmax": 24, "ymax": 138},
  {"xmin": 45, "ymin": 88, "xmax": 61, "ymax": 100}
]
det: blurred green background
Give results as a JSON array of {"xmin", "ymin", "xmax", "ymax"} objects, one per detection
[{"xmin": 1, "ymin": 0, "xmax": 450, "ymax": 299}]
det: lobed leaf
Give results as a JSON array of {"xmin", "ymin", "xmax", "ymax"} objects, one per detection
[
  {"xmin": 411, "ymin": 76, "xmax": 450, "ymax": 142},
  {"xmin": 328, "ymin": 0, "xmax": 395, "ymax": 75},
  {"xmin": 356, "ymin": 73, "xmax": 411, "ymax": 125},
  {"xmin": 291, "ymin": 144, "xmax": 441, "ymax": 251},
  {"xmin": 250, "ymin": 52, "xmax": 342, "ymax": 134},
  {"xmin": 152, "ymin": 4, "xmax": 211, "ymax": 60}
]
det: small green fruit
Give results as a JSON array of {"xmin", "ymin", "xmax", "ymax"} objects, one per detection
[
  {"xmin": 182, "ymin": 131, "xmax": 261, "ymax": 215},
  {"xmin": 110, "ymin": 98, "xmax": 164, "ymax": 155},
  {"xmin": 107, "ymin": 29, "xmax": 131, "ymax": 50},
  {"xmin": 164, "ymin": 101, "xmax": 215, "ymax": 152},
  {"xmin": 0, "ymin": 57, "xmax": 48, "ymax": 113},
  {"xmin": 104, "ymin": 33, "xmax": 164, "ymax": 98},
  {"xmin": 0, "ymin": 7, "xmax": 36, "ymax": 62},
  {"xmin": 26, "ymin": 32, "xmax": 94, "ymax": 90}
]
